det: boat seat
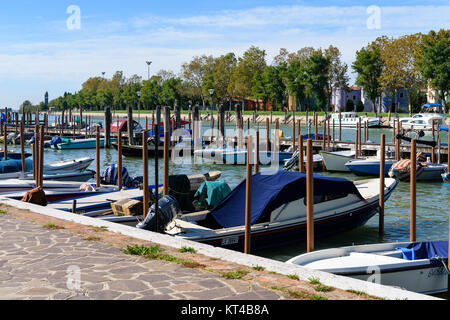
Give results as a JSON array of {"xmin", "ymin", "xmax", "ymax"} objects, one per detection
[{"xmin": 373, "ymin": 250, "xmax": 404, "ymax": 259}]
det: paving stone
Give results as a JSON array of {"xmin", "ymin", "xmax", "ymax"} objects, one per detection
[
  {"xmin": 88, "ymin": 290, "xmax": 122, "ymax": 300},
  {"xmin": 0, "ymin": 214, "xmax": 293, "ymax": 301},
  {"xmin": 108, "ymin": 280, "xmax": 150, "ymax": 292}
]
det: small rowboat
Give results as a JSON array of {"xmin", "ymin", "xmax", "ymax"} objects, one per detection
[
  {"xmin": 44, "ymin": 157, "xmax": 94, "ymax": 172},
  {"xmin": 286, "ymin": 241, "xmax": 449, "ymax": 295},
  {"xmin": 320, "ymin": 150, "xmax": 356, "ymax": 172},
  {"xmin": 0, "ymin": 170, "xmax": 95, "ymax": 182},
  {"xmin": 52, "ymin": 138, "xmax": 118, "ymax": 150}
]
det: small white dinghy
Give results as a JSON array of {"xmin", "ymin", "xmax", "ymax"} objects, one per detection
[
  {"xmin": 320, "ymin": 150, "xmax": 356, "ymax": 172},
  {"xmin": 286, "ymin": 241, "xmax": 449, "ymax": 295},
  {"xmin": 44, "ymin": 157, "xmax": 94, "ymax": 172}
]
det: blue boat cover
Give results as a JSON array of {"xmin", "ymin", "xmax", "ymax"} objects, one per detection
[
  {"xmin": 397, "ymin": 242, "xmax": 448, "ymax": 263},
  {"xmin": 209, "ymin": 170, "xmax": 363, "ymax": 228},
  {"xmin": 421, "ymin": 103, "xmax": 442, "ymax": 109},
  {"xmin": 0, "ymin": 158, "xmax": 33, "ymax": 173}
]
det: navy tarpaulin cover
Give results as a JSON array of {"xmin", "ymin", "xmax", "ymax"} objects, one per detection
[
  {"xmin": 397, "ymin": 242, "xmax": 448, "ymax": 263},
  {"xmin": 209, "ymin": 170, "xmax": 363, "ymax": 228}
]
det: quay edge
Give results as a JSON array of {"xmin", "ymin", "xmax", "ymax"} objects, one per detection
[{"xmin": 0, "ymin": 197, "xmax": 442, "ymax": 301}]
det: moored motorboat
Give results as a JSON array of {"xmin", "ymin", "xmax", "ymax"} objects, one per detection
[
  {"xmin": 195, "ymin": 148, "xmax": 294, "ymax": 165},
  {"xmin": 140, "ymin": 171, "xmax": 398, "ymax": 252},
  {"xmin": 331, "ymin": 112, "xmax": 380, "ymax": 128},
  {"xmin": 320, "ymin": 150, "xmax": 356, "ymax": 172},
  {"xmin": 45, "ymin": 171, "xmax": 223, "ymax": 216},
  {"xmin": 44, "ymin": 157, "xmax": 94, "ymax": 172},
  {"xmin": 389, "ymin": 161, "xmax": 448, "ymax": 181},
  {"xmin": 52, "ymin": 138, "xmax": 118, "ymax": 150},
  {"xmin": 345, "ymin": 158, "xmax": 398, "ymax": 176},
  {"xmin": 286, "ymin": 241, "xmax": 449, "ymax": 295}
]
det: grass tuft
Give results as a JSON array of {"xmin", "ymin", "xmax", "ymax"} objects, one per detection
[
  {"xmin": 178, "ymin": 246, "xmax": 196, "ymax": 254},
  {"xmin": 83, "ymin": 236, "xmax": 101, "ymax": 242},
  {"xmin": 43, "ymin": 223, "xmax": 64, "ymax": 230},
  {"xmin": 253, "ymin": 265, "xmax": 265, "ymax": 271},
  {"xmin": 315, "ymin": 284, "xmax": 332, "ymax": 292},
  {"xmin": 287, "ymin": 274, "xmax": 299, "ymax": 280},
  {"xmin": 221, "ymin": 270, "xmax": 249, "ymax": 280},
  {"xmin": 308, "ymin": 277, "xmax": 321, "ymax": 285},
  {"xmin": 123, "ymin": 244, "xmax": 162, "ymax": 258}
]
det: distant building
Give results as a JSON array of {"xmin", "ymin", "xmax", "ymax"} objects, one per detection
[
  {"xmin": 44, "ymin": 92, "xmax": 49, "ymax": 107},
  {"xmin": 333, "ymin": 86, "xmax": 409, "ymax": 113}
]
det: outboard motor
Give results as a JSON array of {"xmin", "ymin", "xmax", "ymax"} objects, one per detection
[
  {"xmin": 101, "ymin": 164, "xmax": 134, "ymax": 188},
  {"xmin": 136, "ymin": 195, "xmax": 181, "ymax": 233}
]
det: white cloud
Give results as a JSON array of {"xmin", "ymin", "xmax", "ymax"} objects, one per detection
[{"xmin": 1, "ymin": 4, "xmax": 449, "ymax": 107}]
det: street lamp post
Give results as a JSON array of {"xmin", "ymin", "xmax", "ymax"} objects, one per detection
[
  {"xmin": 137, "ymin": 91, "xmax": 142, "ymax": 122},
  {"xmin": 209, "ymin": 89, "xmax": 215, "ymax": 112},
  {"xmin": 146, "ymin": 61, "xmax": 152, "ymax": 81}
]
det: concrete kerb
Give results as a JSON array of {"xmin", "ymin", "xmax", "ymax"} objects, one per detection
[{"xmin": 0, "ymin": 197, "xmax": 441, "ymax": 301}]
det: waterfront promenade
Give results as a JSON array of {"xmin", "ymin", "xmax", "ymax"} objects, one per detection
[{"xmin": 0, "ymin": 204, "xmax": 381, "ymax": 301}]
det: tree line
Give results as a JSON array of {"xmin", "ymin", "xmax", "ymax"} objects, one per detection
[{"xmin": 21, "ymin": 29, "xmax": 448, "ymax": 115}]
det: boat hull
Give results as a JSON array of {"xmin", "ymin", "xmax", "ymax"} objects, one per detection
[
  {"xmin": 390, "ymin": 164, "xmax": 448, "ymax": 181},
  {"xmin": 320, "ymin": 151, "xmax": 355, "ymax": 172},
  {"xmin": 345, "ymin": 159, "xmax": 397, "ymax": 176},
  {"xmin": 286, "ymin": 242, "xmax": 448, "ymax": 295},
  {"xmin": 53, "ymin": 138, "xmax": 117, "ymax": 150},
  {"xmin": 177, "ymin": 182, "xmax": 396, "ymax": 252}
]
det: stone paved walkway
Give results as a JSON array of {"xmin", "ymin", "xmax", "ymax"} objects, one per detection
[{"xmin": 0, "ymin": 214, "xmax": 286, "ymax": 300}]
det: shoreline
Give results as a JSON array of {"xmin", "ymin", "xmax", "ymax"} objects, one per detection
[{"xmin": 50, "ymin": 110, "xmax": 450, "ymax": 126}]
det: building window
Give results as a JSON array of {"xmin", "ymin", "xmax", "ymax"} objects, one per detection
[
  {"xmin": 353, "ymin": 96, "xmax": 356, "ymax": 100},
  {"xmin": 400, "ymin": 93, "xmax": 404, "ymax": 98}
]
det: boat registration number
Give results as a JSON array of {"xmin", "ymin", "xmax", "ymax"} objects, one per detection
[{"xmin": 221, "ymin": 236, "xmax": 239, "ymax": 246}]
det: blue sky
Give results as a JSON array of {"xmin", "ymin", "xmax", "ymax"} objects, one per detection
[{"xmin": 1, "ymin": 0, "xmax": 449, "ymax": 109}]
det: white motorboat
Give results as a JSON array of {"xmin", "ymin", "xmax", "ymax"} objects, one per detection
[
  {"xmin": 389, "ymin": 103, "xmax": 448, "ymax": 133},
  {"xmin": 320, "ymin": 150, "xmax": 356, "ymax": 172},
  {"xmin": 331, "ymin": 112, "xmax": 380, "ymax": 128},
  {"xmin": 44, "ymin": 157, "xmax": 94, "ymax": 172},
  {"xmin": 136, "ymin": 171, "xmax": 398, "ymax": 252},
  {"xmin": 392, "ymin": 115, "xmax": 448, "ymax": 133},
  {"xmin": 286, "ymin": 241, "xmax": 449, "ymax": 295}
]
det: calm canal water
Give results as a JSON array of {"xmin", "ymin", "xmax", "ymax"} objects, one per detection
[{"xmin": 22, "ymin": 116, "xmax": 450, "ymax": 263}]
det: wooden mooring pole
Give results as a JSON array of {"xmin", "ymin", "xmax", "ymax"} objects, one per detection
[
  {"xmin": 254, "ymin": 131, "xmax": 259, "ymax": 174},
  {"xmin": 298, "ymin": 135, "xmax": 304, "ymax": 173},
  {"xmin": 96, "ymin": 126, "xmax": 100, "ymax": 188},
  {"xmin": 379, "ymin": 134, "xmax": 385, "ymax": 236},
  {"xmin": 117, "ymin": 129, "xmax": 123, "ymax": 190},
  {"xmin": 244, "ymin": 136, "xmax": 253, "ymax": 254},
  {"xmin": 306, "ymin": 139, "xmax": 314, "ymax": 253},
  {"xmin": 142, "ymin": 130, "xmax": 149, "ymax": 219},
  {"xmin": 410, "ymin": 139, "xmax": 416, "ymax": 242},
  {"xmin": 38, "ymin": 125, "xmax": 44, "ymax": 188},
  {"xmin": 20, "ymin": 118, "xmax": 25, "ymax": 173},
  {"xmin": 3, "ymin": 123, "xmax": 7, "ymax": 161},
  {"xmin": 163, "ymin": 107, "xmax": 170, "ymax": 196}
]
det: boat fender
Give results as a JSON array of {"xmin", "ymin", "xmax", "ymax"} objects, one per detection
[{"xmin": 136, "ymin": 195, "xmax": 181, "ymax": 233}]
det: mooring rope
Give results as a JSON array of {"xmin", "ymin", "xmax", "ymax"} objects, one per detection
[{"xmin": 434, "ymin": 256, "xmax": 450, "ymax": 276}]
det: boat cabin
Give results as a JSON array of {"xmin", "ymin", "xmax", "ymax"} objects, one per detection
[{"xmin": 109, "ymin": 120, "xmax": 143, "ymax": 134}]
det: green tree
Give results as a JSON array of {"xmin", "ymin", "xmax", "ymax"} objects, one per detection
[
  {"xmin": 303, "ymin": 51, "xmax": 330, "ymax": 111},
  {"xmin": 352, "ymin": 45, "xmax": 383, "ymax": 115},
  {"xmin": 325, "ymin": 45, "xmax": 349, "ymax": 112},
  {"xmin": 416, "ymin": 29, "xmax": 450, "ymax": 113},
  {"xmin": 231, "ymin": 46, "xmax": 267, "ymax": 109}
]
